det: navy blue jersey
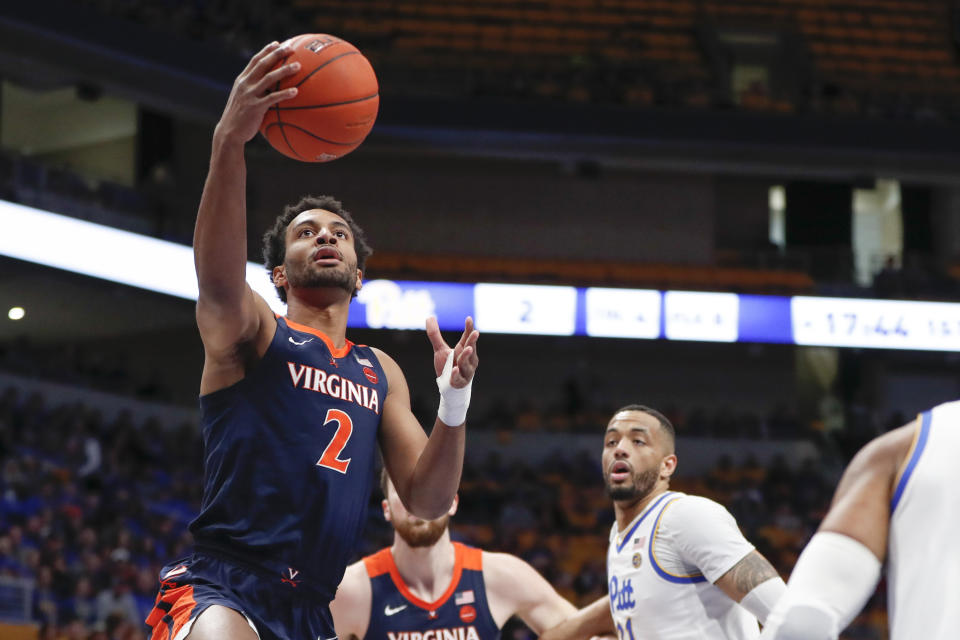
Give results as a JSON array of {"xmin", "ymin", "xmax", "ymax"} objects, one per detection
[
  {"xmin": 364, "ymin": 543, "xmax": 500, "ymax": 640},
  {"xmin": 190, "ymin": 316, "xmax": 388, "ymax": 600}
]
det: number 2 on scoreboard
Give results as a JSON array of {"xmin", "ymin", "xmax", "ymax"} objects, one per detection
[{"xmin": 317, "ymin": 408, "xmax": 353, "ymax": 474}]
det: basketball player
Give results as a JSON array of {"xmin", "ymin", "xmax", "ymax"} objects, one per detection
[
  {"xmin": 760, "ymin": 400, "xmax": 960, "ymax": 639},
  {"xmin": 145, "ymin": 41, "xmax": 479, "ymax": 640},
  {"xmin": 541, "ymin": 405, "xmax": 786, "ymax": 640},
  {"xmin": 330, "ymin": 472, "xmax": 576, "ymax": 640}
]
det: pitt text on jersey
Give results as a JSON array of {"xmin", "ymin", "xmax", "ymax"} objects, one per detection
[
  {"xmin": 610, "ymin": 576, "xmax": 636, "ymax": 611},
  {"xmin": 387, "ymin": 628, "xmax": 481, "ymax": 640},
  {"xmin": 287, "ymin": 361, "xmax": 381, "ymax": 414}
]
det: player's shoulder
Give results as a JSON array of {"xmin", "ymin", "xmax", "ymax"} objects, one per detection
[
  {"xmin": 331, "ymin": 558, "xmax": 373, "ymax": 616},
  {"xmin": 481, "ymin": 550, "xmax": 521, "ymax": 572},
  {"xmin": 481, "ymin": 551, "xmax": 538, "ymax": 583},
  {"xmin": 660, "ymin": 493, "xmax": 733, "ymax": 526},
  {"xmin": 342, "ymin": 557, "xmax": 372, "ymax": 584},
  {"xmin": 367, "ymin": 345, "xmax": 394, "ymax": 364},
  {"xmin": 367, "ymin": 346, "xmax": 402, "ymax": 376},
  {"xmin": 853, "ymin": 419, "xmax": 918, "ymax": 477},
  {"xmin": 480, "ymin": 550, "xmax": 554, "ymax": 604}
]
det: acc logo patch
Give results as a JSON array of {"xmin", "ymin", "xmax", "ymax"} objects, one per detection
[
  {"xmin": 363, "ymin": 367, "xmax": 379, "ymax": 384},
  {"xmin": 459, "ymin": 605, "xmax": 477, "ymax": 623},
  {"xmin": 632, "ymin": 552, "xmax": 643, "ymax": 568}
]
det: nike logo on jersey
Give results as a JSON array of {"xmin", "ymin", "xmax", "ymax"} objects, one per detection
[
  {"xmin": 161, "ymin": 565, "xmax": 187, "ymax": 580},
  {"xmin": 289, "ymin": 336, "xmax": 314, "ymax": 346},
  {"xmin": 385, "ymin": 603, "xmax": 408, "ymax": 616},
  {"xmin": 353, "ymin": 352, "xmax": 373, "ymax": 367}
]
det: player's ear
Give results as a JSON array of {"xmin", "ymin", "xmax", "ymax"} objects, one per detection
[
  {"xmin": 447, "ymin": 494, "xmax": 459, "ymax": 518},
  {"xmin": 382, "ymin": 499, "xmax": 391, "ymax": 522},
  {"xmin": 355, "ymin": 268, "xmax": 363, "ymax": 292},
  {"xmin": 660, "ymin": 454, "xmax": 678, "ymax": 480},
  {"xmin": 273, "ymin": 265, "xmax": 287, "ymax": 288}
]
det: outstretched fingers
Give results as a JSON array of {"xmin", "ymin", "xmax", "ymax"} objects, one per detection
[
  {"xmin": 456, "ymin": 316, "xmax": 475, "ymax": 350},
  {"xmin": 451, "ymin": 326, "xmax": 479, "ymax": 385},
  {"xmin": 425, "ymin": 316, "xmax": 447, "ymax": 352},
  {"xmin": 249, "ymin": 41, "xmax": 294, "ymax": 80},
  {"xmin": 242, "ymin": 41, "xmax": 281, "ymax": 75}
]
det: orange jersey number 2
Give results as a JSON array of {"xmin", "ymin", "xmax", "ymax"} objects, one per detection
[{"xmin": 317, "ymin": 408, "xmax": 353, "ymax": 474}]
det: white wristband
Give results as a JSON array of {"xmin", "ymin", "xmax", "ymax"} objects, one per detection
[{"xmin": 436, "ymin": 350, "xmax": 472, "ymax": 427}]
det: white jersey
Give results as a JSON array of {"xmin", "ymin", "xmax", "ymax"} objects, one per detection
[
  {"xmin": 887, "ymin": 400, "xmax": 960, "ymax": 639},
  {"xmin": 606, "ymin": 491, "xmax": 759, "ymax": 640}
]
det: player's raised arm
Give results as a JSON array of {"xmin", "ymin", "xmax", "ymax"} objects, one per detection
[
  {"xmin": 481, "ymin": 552, "xmax": 577, "ymax": 634},
  {"xmin": 194, "ymin": 42, "xmax": 300, "ymax": 357},
  {"xmin": 376, "ymin": 316, "xmax": 479, "ymax": 519},
  {"xmin": 539, "ymin": 596, "xmax": 615, "ymax": 640}
]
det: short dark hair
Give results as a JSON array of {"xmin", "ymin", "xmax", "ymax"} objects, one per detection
[
  {"xmin": 261, "ymin": 195, "xmax": 374, "ymax": 303},
  {"xmin": 612, "ymin": 404, "xmax": 676, "ymax": 453}
]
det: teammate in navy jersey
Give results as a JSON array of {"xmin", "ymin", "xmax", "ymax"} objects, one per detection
[
  {"xmin": 145, "ymin": 41, "xmax": 479, "ymax": 640},
  {"xmin": 330, "ymin": 472, "xmax": 576, "ymax": 640}
]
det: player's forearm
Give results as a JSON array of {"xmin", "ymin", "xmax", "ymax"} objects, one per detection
[
  {"xmin": 404, "ymin": 418, "xmax": 465, "ymax": 519},
  {"xmin": 540, "ymin": 596, "xmax": 614, "ymax": 640},
  {"xmin": 194, "ymin": 130, "xmax": 251, "ymax": 306}
]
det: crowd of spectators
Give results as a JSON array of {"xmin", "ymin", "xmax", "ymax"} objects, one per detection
[
  {"xmin": 71, "ymin": 0, "xmax": 960, "ymax": 125},
  {"xmin": 0, "ymin": 369, "xmax": 893, "ymax": 639},
  {"xmin": 0, "ymin": 338, "xmax": 176, "ymax": 405}
]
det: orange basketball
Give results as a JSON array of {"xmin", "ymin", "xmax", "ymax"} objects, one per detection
[{"xmin": 259, "ymin": 34, "xmax": 379, "ymax": 162}]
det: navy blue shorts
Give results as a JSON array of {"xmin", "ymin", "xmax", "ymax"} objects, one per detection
[{"xmin": 145, "ymin": 553, "xmax": 337, "ymax": 640}]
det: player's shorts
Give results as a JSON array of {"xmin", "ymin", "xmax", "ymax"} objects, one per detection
[{"xmin": 145, "ymin": 553, "xmax": 337, "ymax": 640}]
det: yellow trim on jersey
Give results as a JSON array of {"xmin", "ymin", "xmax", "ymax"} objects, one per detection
[
  {"xmin": 893, "ymin": 414, "xmax": 923, "ymax": 491},
  {"xmin": 650, "ymin": 497, "xmax": 705, "ymax": 579}
]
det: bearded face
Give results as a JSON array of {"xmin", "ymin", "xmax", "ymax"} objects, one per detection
[
  {"xmin": 605, "ymin": 464, "xmax": 660, "ymax": 502},
  {"xmin": 391, "ymin": 512, "xmax": 451, "ymax": 548},
  {"xmin": 284, "ymin": 252, "xmax": 357, "ymax": 295}
]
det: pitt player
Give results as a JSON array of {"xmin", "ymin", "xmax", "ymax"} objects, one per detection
[
  {"xmin": 761, "ymin": 400, "xmax": 960, "ymax": 639},
  {"xmin": 330, "ymin": 472, "xmax": 576, "ymax": 640},
  {"xmin": 542, "ymin": 405, "xmax": 785, "ymax": 640},
  {"xmin": 145, "ymin": 42, "xmax": 479, "ymax": 640}
]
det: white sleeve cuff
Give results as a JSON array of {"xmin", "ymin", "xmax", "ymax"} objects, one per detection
[
  {"xmin": 740, "ymin": 576, "xmax": 786, "ymax": 625},
  {"xmin": 761, "ymin": 532, "xmax": 881, "ymax": 639}
]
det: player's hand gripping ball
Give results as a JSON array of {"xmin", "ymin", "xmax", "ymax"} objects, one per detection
[{"xmin": 259, "ymin": 34, "xmax": 379, "ymax": 162}]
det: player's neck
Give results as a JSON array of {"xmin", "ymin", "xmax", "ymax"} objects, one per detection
[
  {"xmin": 285, "ymin": 295, "xmax": 350, "ymax": 346},
  {"xmin": 613, "ymin": 484, "xmax": 669, "ymax": 532},
  {"xmin": 390, "ymin": 531, "xmax": 456, "ymax": 602}
]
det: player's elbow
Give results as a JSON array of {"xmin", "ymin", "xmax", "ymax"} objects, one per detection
[
  {"xmin": 404, "ymin": 489, "xmax": 456, "ymax": 520},
  {"xmin": 406, "ymin": 500, "xmax": 450, "ymax": 520}
]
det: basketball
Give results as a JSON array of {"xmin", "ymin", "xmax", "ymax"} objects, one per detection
[{"xmin": 259, "ymin": 34, "xmax": 379, "ymax": 162}]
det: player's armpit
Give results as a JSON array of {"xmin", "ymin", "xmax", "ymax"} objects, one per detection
[
  {"xmin": 482, "ymin": 553, "xmax": 576, "ymax": 633},
  {"xmin": 196, "ymin": 291, "xmax": 277, "ymax": 395},
  {"xmin": 538, "ymin": 596, "xmax": 614, "ymax": 640},
  {"xmin": 714, "ymin": 550, "xmax": 782, "ymax": 603}
]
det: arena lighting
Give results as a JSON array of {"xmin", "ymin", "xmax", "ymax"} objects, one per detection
[
  {"xmin": 8, "ymin": 307, "xmax": 25, "ymax": 321},
  {"xmin": 4, "ymin": 198, "xmax": 960, "ymax": 351},
  {"xmin": 0, "ymin": 198, "xmax": 285, "ymax": 314}
]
